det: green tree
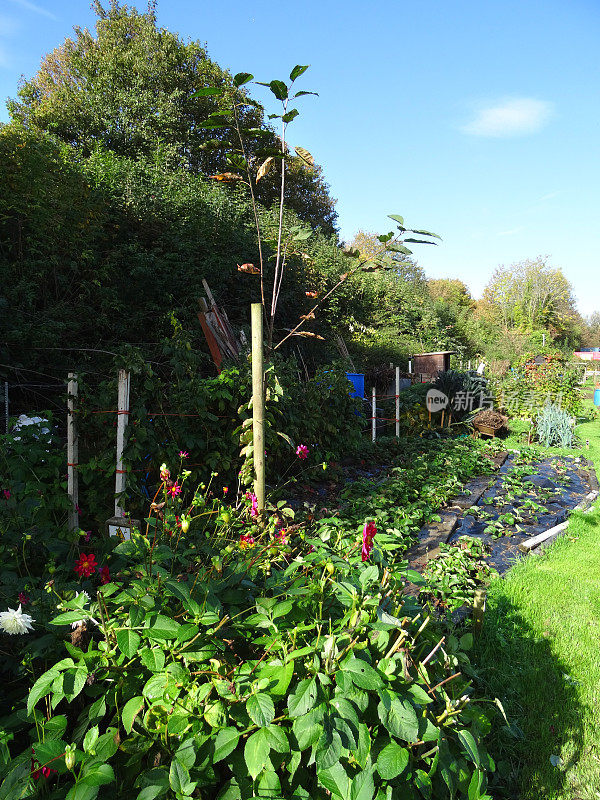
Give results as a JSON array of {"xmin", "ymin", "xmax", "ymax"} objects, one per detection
[{"xmin": 8, "ymin": 1, "xmax": 338, "ymax": 234}]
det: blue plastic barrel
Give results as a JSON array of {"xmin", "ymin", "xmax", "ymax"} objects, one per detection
[
  {"xmin": 346, "ymin": 373, "xmax": 365, "ymax": 399},
  {"xmin": 594, "ymin": 389, "xmax": 600, "ymax": 407}
]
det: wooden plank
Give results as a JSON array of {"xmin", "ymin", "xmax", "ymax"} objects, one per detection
[{"xmin": 198, "ymin": 311, "xmax": 223, "ymax": 371}]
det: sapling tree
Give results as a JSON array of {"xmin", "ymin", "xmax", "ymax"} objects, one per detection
[{"xmin": 194, "ymin": 66, "xmax": 441, "ymax": 352}]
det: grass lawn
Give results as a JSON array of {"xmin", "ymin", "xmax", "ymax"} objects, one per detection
[{"xmin": 473, "ymin": 402, "xmax": 600, "ymax": 799}]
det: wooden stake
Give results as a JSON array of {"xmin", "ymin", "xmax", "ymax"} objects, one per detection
[
  {"xmin": 395, "ymin": 366, "xmax": 400, "ymax": 438},
  {"xmin": 372, "ymin": 386, "xmax": 376, "ymax": 442},
  {"xmin": 114, "ymin": 370, "xmax": 130, "ymax": 517},
  {"xmin": 251, "ymin": 304, "xmax": 265, "ymax": 513},
  {"xmin": 473, "ymin": 589, "xmax": 486, "ymax": 635},
  {"xmin": 67, "ymin": 373, "xmax": 79, "ymax": 532}
]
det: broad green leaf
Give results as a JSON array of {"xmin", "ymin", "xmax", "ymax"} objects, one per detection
[
  {"xmin": 350, "ymin": 766, "xmax": 375, "ymax": 800},
  {"xmin": 415, "ymin": 769, "xmax": 432, "ymax": 798},
  {"xmin": 265, "ymin": 724, "xmax": 289, "ymax": 753},
  {"xmin": 83, "ymin": 726, "xmax": 99, "ymax": 754},
  {"xmin": 63, "ymin": 667, "xmax": 87, "ymax": 702},
  {"xmin": 174, "ymin": 738, "xmax": 197, "ymax": 770},
  {"xmin": 410, "ymin": 228, "xmax": 442, "ymax": 239},
  {"xmin": 292, "ymin": 704, "xmax": 325, "ymax": 750},
  {"xmin": 290, "ymin": 65, "xmax": 309, "ymax": 82},
  {"xmin": 169, "ymin": 759, "xmax": 196, "ymax": 796},
  {"xmin": 214, "ymin": 728, "xmax": 240, "ymax": 763},
  {"xmin": 50, "ymin": 611, "xmax": 90, "ymax": 626},
  {"xmin": 80, "ymin": 763, "xmax": 115, "ymax": 787},
  {"xmin": 257, "ymin": 660, "xmax": 293, "ymax": 695},
  {"xmin": 140, "ymin": 648, "xmax": 165, "ymax": 672},
  {"xmin": 136, "ymin": 787, "xmax": 164, "ymax": 800},
  {"xmin": 28, "ymin": 671, "xmax": 58, "ymax": 715},
  {"xmin": 377, "ymin": 742, "xmax": 409, "ymax": 779},
  {"xmin": 65, "ymin": 785, "xmax": 99, "ymax": 800},
  {"xmin": 282, "ymin": 109, "xmax": 299, "ymax": 123},
  {"xmin": 458, "ymin": 729, "xmax": 481, "ymax": 767},
  {"xmin": 122, "ymin": 696, "xmax": 144, "ymax": 734},
  {"xmin": 244, "ymin": 728, "xmax": 271, "ymax": 780},
  {"xmin": 234, "ymin": 72, "xmax": 253, "ymax": 87},
  {"xmin": 460, "ymin": 633, "xmax": 474, "ymax": 651},
  {"xmin": 116, "ymin": 629, "xmax": 141, "ymax": 659},
  {"xmin": 146, "ymin": 615, "xmax": 181, "ymax": 641},
  {"xmin": 340, "ymin": 658, "xmax": 383, "ymax": 690},
  {"xmin": 246, "ymin": 693, "xmax": 275, "ymax": 727},
  {"xmin": 288, "ymin": 678, "xmax": 317, "ymax": 717},
  {"xmin": 33, "ymin": 738, "xmax": 67, "ymax": 767},
  {"xmin": 318, "ymin": 762, "xmax": 350, "ymax": 798},
  {"xmin": 315, "ymin": 726, "xmax": 342, "ymax": 770},
  {"xmin": 388, "ymin": 214, "xmax": 405, "ymax": 226},
  {"xmin": 268, "ymin": 80, "xmax": 288, "ymax": 100},
  {"xmin": 257, "ymin": 770, "xmax": 281, "ymax": 797}
]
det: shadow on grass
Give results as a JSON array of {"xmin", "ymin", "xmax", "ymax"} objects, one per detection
[{"xmin": 471, "ymin": 591, "xmax": 586, "ymax": 800}]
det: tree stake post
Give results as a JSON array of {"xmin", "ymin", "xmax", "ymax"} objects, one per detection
[
  {"xmin": 114, "ymin": 370, "xmax": 131, "ymax": 517},
  {"xmin": 372, "ymin": 386, "xmax": 376, "ymax": 442},
  {"xmin": 67, "ymin": 373, "xmax": 79, "ymax": 532},
  {"xmin": 251, "ymin": 303, "xmax": 265, "ymax": 513},
  {"xmin": 395, "ymin": 366, "xmax": 400, "ymax": 438}
]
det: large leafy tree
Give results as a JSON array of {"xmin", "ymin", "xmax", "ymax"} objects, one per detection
[{"xmin": 8, "ymin": 0, "xmax": 338, "ymax": 234}]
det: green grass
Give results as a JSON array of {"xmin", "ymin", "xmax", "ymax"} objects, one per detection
[{"xmin": 473, "ymin": 403, "xmax": 600, "ymax": 799}]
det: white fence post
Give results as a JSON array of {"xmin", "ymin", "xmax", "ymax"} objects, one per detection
[
  {"xmin": 372, "ymin": 386, "xmax": 376, "ymax": 443},
  {"xmin": 395, "ymin": 366, "xmax": 400, "ymax": 438},
  {"xmin": 114, "ymin": 370, "xmax": 131, "ymax": 517},
  {"xmin": 67, "ymin": 373, "xmax": 79, "ymax": 532}
]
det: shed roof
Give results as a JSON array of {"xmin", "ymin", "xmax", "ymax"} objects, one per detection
[{"xmin": 412, "ymin": 351, "xmax": 457, "ymax": 357}]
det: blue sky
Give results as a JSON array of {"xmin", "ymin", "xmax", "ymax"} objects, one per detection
[{"xmin": 1, "ymin": 0, "xmax": 599, "ymax": 316}]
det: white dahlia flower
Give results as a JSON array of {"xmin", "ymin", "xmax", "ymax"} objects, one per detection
[{"xmin": 0, "ymin": 604, "xmax": 34, "ymax": 635}]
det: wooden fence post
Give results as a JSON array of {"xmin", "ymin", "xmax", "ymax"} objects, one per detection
[
  {"xmin": 395, "ymin": 366, "xmax": 400, "ymax": 438},
  {"xmin": 67, "ymin": 373, "xmax": 79, "ymax": 532},
  {"xmin": 251, "ymin": 304, "xmax": 265, "ymax": 513},
  {"xmin": 114, "ymin": 370, "xmax": 131, "ymax": 517},
  {"xmin": 372, "ymin": 386, "xmax": 376, "ymax": 443}
]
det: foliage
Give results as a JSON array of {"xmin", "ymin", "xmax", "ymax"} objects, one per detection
[
  {"xmin": 535, "ymin": 403, "xmax": 575, "ymax": 448},
  {"xmin": 493, "ymin": 353, "xmax": 582, "ymax": 419},
  {"xmin": 1, "ymin": 458, "xmax": 498, "ymax": 800},
  {"xmin": 432, "ymin": 370, "xmax": 491, "ymax": 423},
  {"xmin": 421, "ymin": 538, "xmax": 497, "ymax": 612}
]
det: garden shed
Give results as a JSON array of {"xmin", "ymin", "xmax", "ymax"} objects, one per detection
[{"xmin": 412, "ymin": 350, "xmax": 456, "ymax": 380}]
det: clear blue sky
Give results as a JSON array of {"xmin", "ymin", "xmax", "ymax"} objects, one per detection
[{"xmin": 1, "ymin": 0, "xmax": 599, "ymax": 316}]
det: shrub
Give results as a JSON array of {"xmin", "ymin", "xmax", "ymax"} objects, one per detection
[{"xmin": 1, "ymin": 466, "xmax": 497, "ymax": 800}]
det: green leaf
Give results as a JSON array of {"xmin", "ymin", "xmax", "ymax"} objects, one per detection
[
  {"xmin": 403, "ymin": 238, "xmax": 437, "ymax": 245},
  {"xmin": 234, "ymin": 72, "xmax": 254, "ymax": 87},
  {"xmin": 65, "ymin": 785, "xmax": 99, "ymax": 800},
  {"xmin": 214, "ymin": 728, "xmax": 240, "ymax": 763},
  {"xmin": 246, "ymin": 693, "xmax": 275, "ymax": 727},
  {"xmin": 378, "ymin": 692, "xmax": 420, "ymax": 742},
  {"xmin": 33, "ymin": 738, "xmax": 67, "ymax": 767},
  {"xmin": 294, "ymin": 90, "xmax": 319, "ymax": 98},
  {"xmin": 410, "ymin": 228, "xmax": 442, "ymax": 239},
  {"xmin": 169, "ymin": 759, "xmax": 196, "ymax": 796},
  {"xmin": 350, "ymin": 766, "xmax": 375, "ymax": 800},
  {"xmin": 83, "ymin": 725, "xmax": 99, "ymax": 754},
  {"xmin": 80, "ymin": 764, "xmax": 115, "ymax": 787},
  {"xmin": 244, "ymin": 728, "xmax": 271, "ymax": 780},
  {"xmin": 63, "ymin": 667, "xmax": 87, "ymax": 702},
  {"xmin": 415, "ymin": 769, "xmax": 433, "ymax": 798},
  {"xmin": 28, "ymin": 670, "xmax": 58, "ymax": 715},
  {"xmin": 265, "ymin": 724, "xmax": 289, "ymax": 753},
  {"xmin": 50, "ymin": 610, "xmax": 89, "ymax": 626},
  {"xmin": 136, "ymin": 788, "xmax": 164, "ymax": 800},
  {"xmin": 377, "ymin": 742, "xmax": 409, "ymax": 779},
  {"xmin": 288, "ymin": 677, "xmax": 318, "ymax": 717},
  {"xmin": 140, "ymin": 648, "xmax": 165, "ymax": 672},
  {"xmin": 122, "ymin": 696, "xmax": 144, "ymax": 734},
  {"xmin": 268, "ymin": 80, "xmax": 288, "ymax": 100},
  {"xmin": 117, "ymin": 629, "xmax": 141, "ymax": 659},
  {"xmin": 316, "ymin": 725, "xmax": 342, "ymax": 770},
  {"xmin": 318, "ymin": 762, "xmax": 350, "ymax": 798},
  {"xmin": 460, "ymin": 633, "xmax": 474, "ymax": 651},
  {"xmin": 282, "ymin": 109, "xmax": 299, "ymax": 123},
  {"xmin": 146, "ymin": 614, "xmax": 181, "ymax": 640},
  {"xmin": 387, "ymin": 242, "xmax": 412, "ymax": 255},
  {"xmin": 388, "ymin": 214, "xmax": 405, "ymax": 226},
  {"xmin": 458, "ymin": 729, "xmax": 481, "ymax": 767},
  {"xmin": 292, "ymin": 704, "xmax": 325, "ymax": 750},
  {"xmin": 192, "ymin": 86, "xmax": 224, "ymax": 97},
  {"xmin": 340, "ymin": 658, "xmax": 383, "ymax": 690},
  {"xmin": 290, "ymin": 65, "xmax": 309, "ymax": 82}
]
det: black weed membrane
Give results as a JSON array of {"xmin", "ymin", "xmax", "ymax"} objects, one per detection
[{"xmin": 449, "ymin": 452, "xmax": 594, "ymax": 574}]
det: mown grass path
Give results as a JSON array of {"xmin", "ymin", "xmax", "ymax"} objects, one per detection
[{"xmin": 473, "ymin": 403, "xmax": 600, "ymax": 799}]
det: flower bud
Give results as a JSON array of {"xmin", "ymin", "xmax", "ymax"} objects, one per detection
[{"xmin": 65, "ymin": 744, "xmax": 76, "ymax": 771}]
